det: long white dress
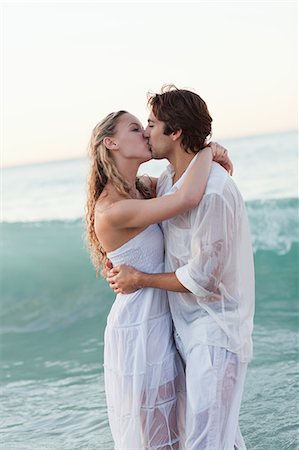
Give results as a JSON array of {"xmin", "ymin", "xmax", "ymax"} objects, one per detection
[{"xmin": 104, "ymin": 224, "xmax": 186, "ymax": 450}]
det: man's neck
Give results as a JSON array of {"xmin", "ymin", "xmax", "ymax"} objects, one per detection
[{"xmin": 168, "ymin": 149, "xmax": 197, "ymax": 184}]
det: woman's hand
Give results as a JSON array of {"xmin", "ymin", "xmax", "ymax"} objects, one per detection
[
  {"xmin": 208, "ymin": 142, "xmax": 233, "ymax": 175},
  {"xmin": 101, "ymin": 259, "xmax": 113, "ymax": 278}
]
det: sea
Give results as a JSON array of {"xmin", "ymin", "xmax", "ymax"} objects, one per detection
[{"xmin": 1, "ymin": 130, "xmax": 298, "ymax": 450}]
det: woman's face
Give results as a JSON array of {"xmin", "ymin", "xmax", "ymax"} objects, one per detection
[{"xmin": 114, "ymin": 113, "xmax": 152, "ymax": 163}]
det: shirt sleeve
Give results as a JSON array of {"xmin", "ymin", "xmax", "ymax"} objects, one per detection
[{"xmin": 175, "ymin": 193, "xmax": 235, "ymax": 299}]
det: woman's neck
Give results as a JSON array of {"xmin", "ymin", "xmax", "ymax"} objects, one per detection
[{"xmin": 113, "ymin": 158, "xmax": 140, "ymax": 196}]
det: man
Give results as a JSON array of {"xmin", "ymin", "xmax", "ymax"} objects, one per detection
[{"xmin": 107, "ymin": 85, "xmax": 255, "ymax": 450}]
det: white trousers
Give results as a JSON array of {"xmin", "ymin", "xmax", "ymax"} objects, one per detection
[{"xmin": 174, "ymin": 332, "xmax": 247, "ymax": 450}]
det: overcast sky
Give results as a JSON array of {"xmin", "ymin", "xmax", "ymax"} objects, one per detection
[{"xmin": 1, "ymin": 1, "xmax": 297, "ymax": 167}]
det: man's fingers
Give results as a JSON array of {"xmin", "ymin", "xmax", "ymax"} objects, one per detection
[
  {"xmin": 107, "ymin": 270, "xmax": 120, "ymax": 281},
  {"xmin": 108, "ymin": 279, "xmax": 118, "ymax": 289},
  {"xmin": 109, "ymin": 267, "xmax": 120, "ymax": 276},
  {"xmin": 107, "ymin": 273, "xmax": 115, "ymax": 281}
]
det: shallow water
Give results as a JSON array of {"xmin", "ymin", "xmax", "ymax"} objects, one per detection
[{"xmin": 1, "ymin": 130, "xmax": 298, "ymax": 449}]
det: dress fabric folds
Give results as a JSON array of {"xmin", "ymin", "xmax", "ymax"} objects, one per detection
[{"xmin": 104, "ymin": 224, "xmax": 186, "ymax": 450}]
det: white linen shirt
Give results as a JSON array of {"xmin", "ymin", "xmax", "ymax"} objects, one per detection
[{"xmin": 157, "ymin": 158, "xmax": 255, "ymax": 363}]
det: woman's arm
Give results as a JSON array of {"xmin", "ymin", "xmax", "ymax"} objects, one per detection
[
  {"xmin": 139, "ymin": 142, "xmax": 232, "ymax": 199},
  {"xmin": 99, "ymin": 146, "xmax": 213, "ymax": 230}
]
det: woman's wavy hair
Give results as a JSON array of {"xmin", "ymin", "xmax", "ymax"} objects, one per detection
[
  {"xmin": 148, "ymin": 84, "xmax": 212, "ymax": 153},
  {"xmin": 85, "ymin": 111, "xmax": 152, "ymax": 275}
]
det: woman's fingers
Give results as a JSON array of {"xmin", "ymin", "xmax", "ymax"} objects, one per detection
[
  {"xmin": 210, "ymin": 142, "xmax": 229, "ymax": 161},
  {"xmin": 225, "ymin": 157, "xmax": 234, "ymax": 175}
]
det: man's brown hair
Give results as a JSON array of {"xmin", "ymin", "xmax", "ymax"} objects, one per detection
[{"xmin": 148, "ymin": 85, "xmax": 212, "ymax": 153}]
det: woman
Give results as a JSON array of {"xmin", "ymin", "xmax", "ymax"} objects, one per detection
[{"xmin": 85, "ymin": 110, "xmax": 231, "ymax": 449}]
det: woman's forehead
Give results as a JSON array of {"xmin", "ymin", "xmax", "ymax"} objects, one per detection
[{"xmin": 119, "ymin": 112, "xmax": 141, "ymax": 127}]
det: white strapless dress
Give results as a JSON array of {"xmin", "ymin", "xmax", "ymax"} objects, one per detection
[{"xmin": 104, "ymin": 224, "xmax": 186, "ymax": 450}]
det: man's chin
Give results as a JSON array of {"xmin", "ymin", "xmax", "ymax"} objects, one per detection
[{"xmin": 148, "ymin": 147, "xmax": 165, "ymax": 160}]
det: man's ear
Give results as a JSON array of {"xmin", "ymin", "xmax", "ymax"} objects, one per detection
[
  {"xmin": 171, "ymin": 129, "xmax": 182, "ymax": 142},
  {"xmin": 103, "ymin": 137, "xmax": 119, "ymax": 150}
]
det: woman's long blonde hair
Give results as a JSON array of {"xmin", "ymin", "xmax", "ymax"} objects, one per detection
[{"xmin": 85, "ymin": 111, "xmax": 152, "ymax": 275}]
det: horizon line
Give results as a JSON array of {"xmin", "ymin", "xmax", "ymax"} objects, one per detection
[{"xmin": 2, "ymin": 128, "xmax": 298, "ymax": 170}]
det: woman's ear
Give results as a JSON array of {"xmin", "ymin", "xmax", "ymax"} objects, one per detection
[
  {"xmin": 171, "ymin": 129, "xmax": 182, "ymax": 142},
  {"xmin": 103, "ymin": 137, "xmax": 119, "ymax": 150}
]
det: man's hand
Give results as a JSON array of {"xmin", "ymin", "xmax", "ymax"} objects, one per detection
[
  {"xmin": 208, "ymin": 142, "xmax": 233, "ymax": 175},
  {"xmin": 106, "ymin": 265, "xmax": 141, "ymax": 294}
]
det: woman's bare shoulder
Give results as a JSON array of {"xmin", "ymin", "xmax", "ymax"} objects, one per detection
[
  {"xmin": 95, "ymin": 190, "xmax": 117, "ymax": 214},
  {"xmin": 94, "ymin": 186, "xmax": 131, "ymax": 231}
]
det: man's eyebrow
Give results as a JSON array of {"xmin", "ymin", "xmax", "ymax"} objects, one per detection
[
  {"xmin": 129, "ymin": 122, "xmax": 141, "ymax": 127},
  {"xmin": 147, "ymin": 118, "xmax": 154, "ymax": 123}
]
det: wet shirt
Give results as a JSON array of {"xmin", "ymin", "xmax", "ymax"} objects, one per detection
[{"xmin": 157, "ymin": 159, "xmax": 255, "ymax": 362}]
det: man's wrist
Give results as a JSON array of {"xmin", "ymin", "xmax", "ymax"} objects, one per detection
[{"xmin": 136, "ymin": 271, "xmax": 148, "ymax": 289}]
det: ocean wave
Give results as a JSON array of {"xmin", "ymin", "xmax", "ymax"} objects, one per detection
[
  {"xmin": 1, "ymin": 197, "xmax": 298, "ymax": 252},
  {"xmin": 1, "ymin": 197, "xmax": 298, "ymax": 334},
  {"xmin": 246, "ymin": 197, "xmax": 298, "ymax": 254}
]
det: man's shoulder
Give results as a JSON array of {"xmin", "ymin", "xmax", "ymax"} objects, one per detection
[
  {"xmin": 205, "ymin": 162, "xmax": 231, "ymax": 196},
  {"xmin": 203, "ymin": 163, "xmax": 245, "ymax": 215}
]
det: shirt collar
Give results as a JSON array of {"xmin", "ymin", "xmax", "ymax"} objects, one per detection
[{"xmin": 166, "ymin": 153, "xmax": 200, "ymax": 192}]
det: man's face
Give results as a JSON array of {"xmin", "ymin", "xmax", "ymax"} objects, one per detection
[{"xmin": 144, "ymin": 111, "xmax": 174, "ymax": 160}]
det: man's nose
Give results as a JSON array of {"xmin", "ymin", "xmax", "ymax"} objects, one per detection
[{"xmin": 143, "ymin": 127, "xmax": 149, "ymax": 138}]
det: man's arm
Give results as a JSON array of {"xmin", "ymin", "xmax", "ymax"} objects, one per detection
[{"xmin": 107, "ymin": 265, "xmax": 189, "ymax": 294}]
